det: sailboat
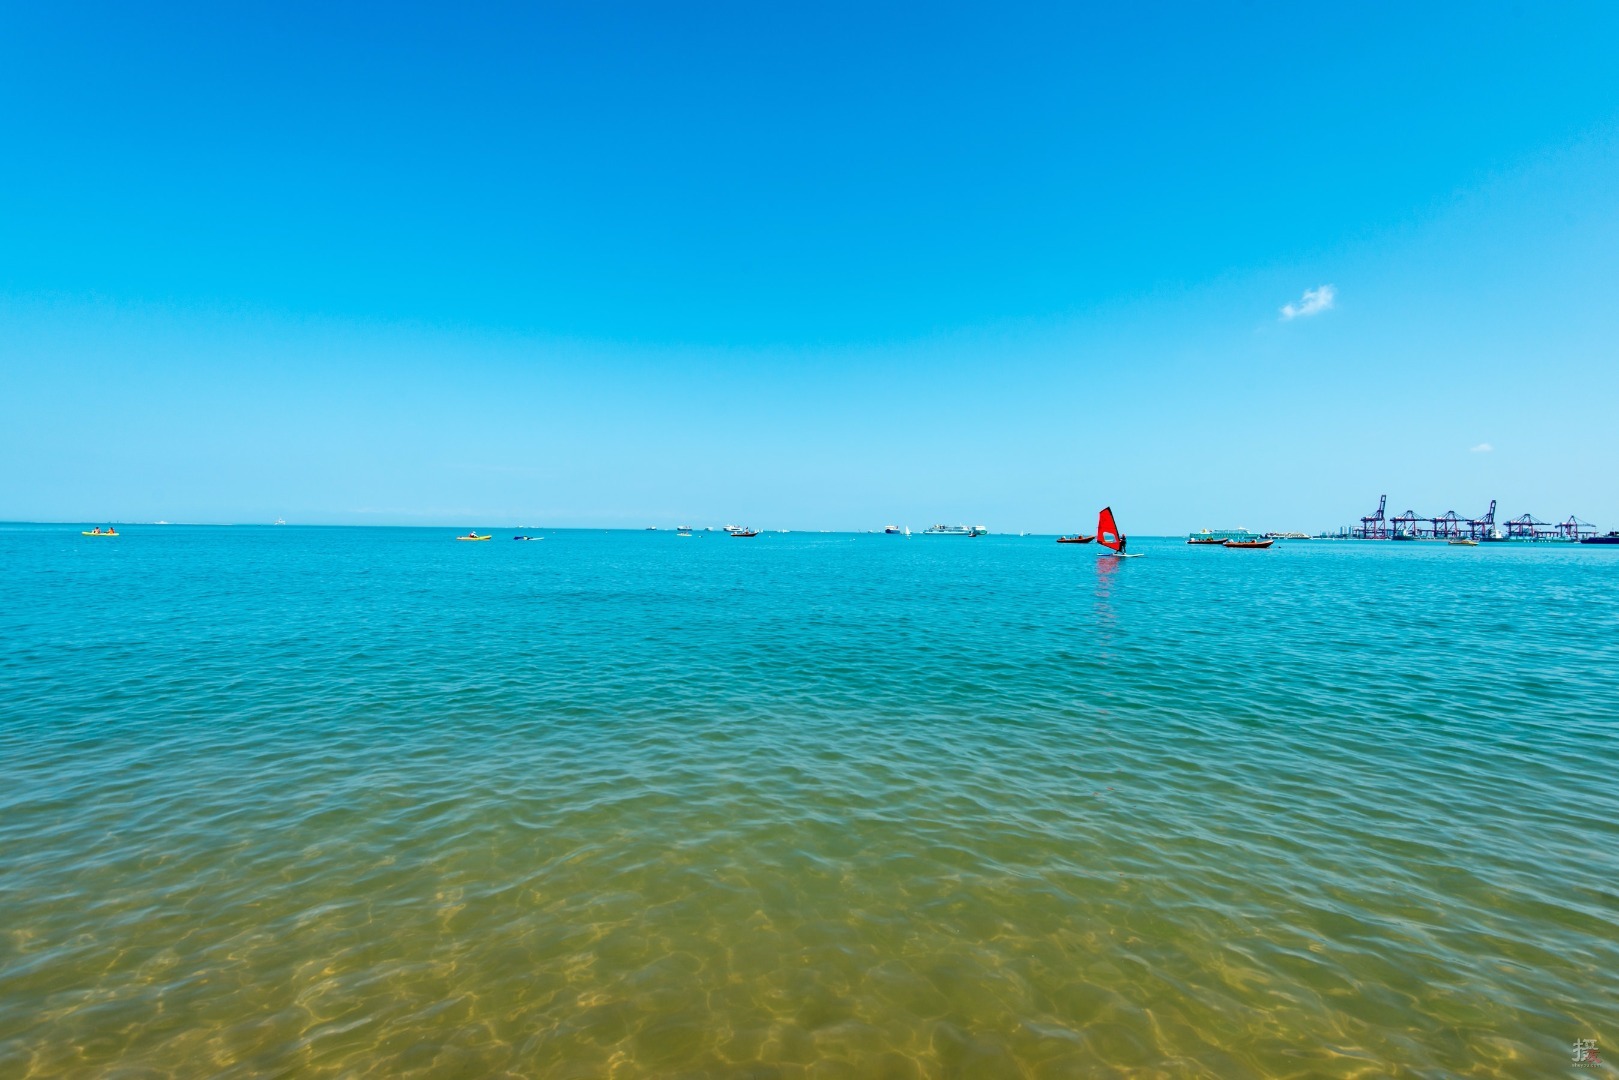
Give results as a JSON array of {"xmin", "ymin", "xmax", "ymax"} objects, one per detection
[{"xmin": 1096, "ymin": 506, "xmax": 1143, "ymax": 558}]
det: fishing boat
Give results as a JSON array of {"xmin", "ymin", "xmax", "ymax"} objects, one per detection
[
  {"xmin": 1222, "ymin": 538, "xmax": 1274, "ymax": 549},
  {"xmin": 1056, "ymin": 534, "xmax": 1094, "ymax": 544},
  {"xmin": 456, "ymin": 533, "xmax": 492, "ymax": 541},
  {"xmin": 1096, "ymin": 507, "xmax": 1142, "ymax": 558},
  {"xmin": 729, "ymin": 529, "xmax": 758, "ymax": 538},
  {"xmin": 82, "ymin": 527, "xmax": 118, "ymax": 536},
  {"xmin": 1448, "ymin": 538, "xmax": 1478, "ymax": 547}
]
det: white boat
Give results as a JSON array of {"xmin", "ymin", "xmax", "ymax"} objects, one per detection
[{"xmin": 922, "ymin": 524, "xmax": 974, "ymax": 535}]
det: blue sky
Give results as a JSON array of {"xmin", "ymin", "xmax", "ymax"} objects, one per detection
[{"xmin": 3, "ymin": 2, "xmax": 1617, "ymax": 531}]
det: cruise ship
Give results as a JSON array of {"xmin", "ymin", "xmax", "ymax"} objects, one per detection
[{"xmin": 1187, "ymin": 528, "xmax": 1258, "ymax": 545}]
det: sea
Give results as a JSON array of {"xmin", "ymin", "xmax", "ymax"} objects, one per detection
[{"xmin": 2, "ymin": 524, "xmax": 1615, "ymax": 1078}]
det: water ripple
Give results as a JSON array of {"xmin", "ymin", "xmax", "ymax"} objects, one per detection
[{"xmin": 1, "ymin": 526, "xmax": 1616, "ymax": 1077}]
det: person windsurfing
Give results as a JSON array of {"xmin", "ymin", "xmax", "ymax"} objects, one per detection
[{"xmin": 1097, "ymin": 506, "xmax": 1126, "ymax": 554}]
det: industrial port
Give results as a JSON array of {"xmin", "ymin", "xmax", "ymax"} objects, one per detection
[{"xmin": 1335, "ymin": 495, "xmax": 1614, "ymax": 543}]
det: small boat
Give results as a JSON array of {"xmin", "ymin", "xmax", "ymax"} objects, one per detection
[
  {"xmin": 1448, "ymin": 538, "xmax": 1478, "ymax": 547},
  {"xmin": 967, "ymin": 526, "xmax": 986, "ymax": 537},
  {"xmin": 456, "ymin": 533, "xmax": 492, "ymax": 542},
  {"xmin": 677, "ymin": 531, "xmax": 693, "ymax": 537},
  {"xmin": 82, "ymin": 527, "xmax": 118, "ymax": 536},
  {"xmin": 512, "ymin": 535, "xmax": 543, "ymax": 541},
  {"xmin": 1056, "ymin": 534, "xmax": 1094, "ymax": 544},
  {"xmin": 1096, "ymin": 507, "xmax": 1143, "ymax": 558},
  {"xmin": 1187, "ymin": 536, "xmax": 1226, "ymax": 546},
  {"xmin": 1222, "ymin": 538, "xmax": 1274, "ymax": 549},
  {"xmin": 729, "ymin": 529, "xmax": 758, "ymax": 538}
]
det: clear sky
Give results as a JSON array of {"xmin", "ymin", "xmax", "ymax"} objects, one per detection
[{"xmin": 3, "ymin": 2, "xmax": 1617, "ymax": 532}]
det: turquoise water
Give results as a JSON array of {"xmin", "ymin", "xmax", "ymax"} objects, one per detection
[{"xmin": 2, "ymin": 525, "xmax": 1615, "ymax": 1078}]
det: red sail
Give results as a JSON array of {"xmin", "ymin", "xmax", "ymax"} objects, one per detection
[{"xmin": 1097, "ymin": 506, "xmax": 1124, "ymax": 552}]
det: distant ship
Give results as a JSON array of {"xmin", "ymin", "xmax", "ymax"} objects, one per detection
[
  {"xmin": 273, "ymin": 517, "xmax": 286, "ymax": 526},
  {"xmin": 1188, "ymin": 528, "xmax": 1256, "ymax": 545},
  {"xmin": 922, "ymin": 524, "xmax": 974, "ymax": 535},
  {"xmin": 884, "ymin": 525, "xmax": 903, "ymax": 534},
  {"xmin": 1582, "ymin": 531, "xmax": 1619, "ymax": 545}
]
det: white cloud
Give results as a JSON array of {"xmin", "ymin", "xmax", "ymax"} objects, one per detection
[
  {"xmin": 1279, "ymin": 284, "xmax": 1336, "ymax": 321},
  {"xmin": 1470, "ymin": 442, "xmax": 1493, "ymax": 453}
]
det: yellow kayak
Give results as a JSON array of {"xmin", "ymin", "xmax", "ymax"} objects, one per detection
[
  {"xmin": 456, "ymin": 534, "xmax": 492, "ymax": 541},
  {"xmin": 82, "ymin": 530, "xmax": 119, "ymax": 536}
]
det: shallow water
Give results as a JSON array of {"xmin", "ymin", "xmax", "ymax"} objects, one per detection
[{"xmin": 2, "ymin": 525, "xmax": 1616, "ymax": 1077}]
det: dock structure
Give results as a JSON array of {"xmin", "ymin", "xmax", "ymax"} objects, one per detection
[
  {"xmin": 1357, "ymin": 495, "xmax": 1390, "ymax": 539},
  {"xmin": 1348, "ymin": 496, "xmax": 1592, "ymax": 541},
  {"xmin": 1556, "ymin": 517, "xmax": 1599, "ymax": 541},
  {"xmin": 1467, "ymin": 500, "xmax": 1498, "ymax": 541},
  {"xmin": 1504, "ymin": 514, "xmax": 1599, "ymax": 542}
]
